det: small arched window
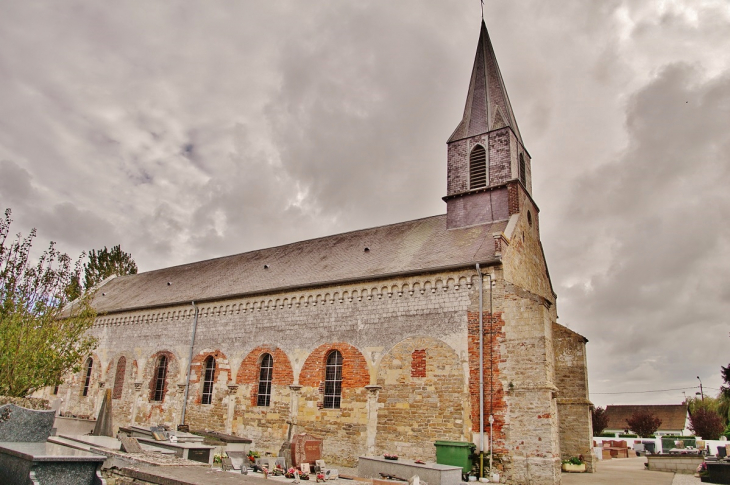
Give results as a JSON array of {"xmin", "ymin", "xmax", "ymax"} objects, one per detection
[
  {"xmin": 323, "ymin": 350, "xmax": 343, "ymax": 409},
  {"xmin": 152, "ymin": 355, "xmax": 168, "ymax": 402},
  {"xmin": 257, "ymin": 353, "xmax": 274, "ymax": 407},
  {"xmin": 112, "ymin": 356, "xmax": 126, "ymax": 399},
  {"xmin": 519, "ymin": 153, "xmax": 526, "ymax": 186},
  {"xmin": 201, "ymin": 356, "xmax": 216, "ymax": 405},
  {"xmin": 469, "ymin": 145, "xmax": 487, "ymax": 189},
  {"xmin": 82, "ymin": 358, "xmax": 93, "ymax": 397}
]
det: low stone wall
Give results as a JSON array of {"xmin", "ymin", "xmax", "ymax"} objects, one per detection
[
  {"xmin": 0, "ymin": 396, "xmax": 50, "ymax": 410},
  {"xmin": 646, "ymin": 454, "xmax": 704, "ymax": 474}
]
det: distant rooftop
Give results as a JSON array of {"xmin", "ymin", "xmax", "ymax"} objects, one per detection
[{"xmin": 604, "ymin": 404, "xmax": 688, "ymax": 432}]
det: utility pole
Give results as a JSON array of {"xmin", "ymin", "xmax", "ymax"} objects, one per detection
[{"xmin": 697, "ymin": 376, "xmax": 705, "ymax": 401}]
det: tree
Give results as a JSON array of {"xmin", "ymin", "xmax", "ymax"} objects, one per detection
[
  {"xmin": 83, "ymin": 245, "xmax": 137, "ymax": 289},
  {"xmin": 592, "ymin": 406, "xmax": 610, "ymax": 435},
  {"xmin": 0, "ymin": 209, "xmax": 97, "ymax": 397},
  {"xmin": 626, "ymin": 411, "xmax": 662, "ymax": 437},
  {"xmin": 689, "ymin": 408, "xmax": 725, "ymax": 439}
]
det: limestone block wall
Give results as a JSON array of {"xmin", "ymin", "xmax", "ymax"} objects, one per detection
[{"xmin": 553, "ymin": 322, "xmax": 595, "ymax": 472}]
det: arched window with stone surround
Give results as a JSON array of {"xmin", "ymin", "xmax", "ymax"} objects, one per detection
[
  {"xmin": 201, "ymin": 356, "xmax": 216, "ymax": 405},
  {"xmin": 82, "ymin": 357, "xmax": 93, "ymax": 397},
  {"xmin": 519, "ymin": 153, "xmax": 526, "ymax": 186},
  {"xmin": 469, "ymin": 145, "xmax": 488, "ymax": 189},
  {"xmin": 257, "ymin": 353, "xmax": 274, "ymax": 407},
  {"xmin": 323, "ymin": 350, "xmax": 343, "ymax": 409},
  {"xmin": 112, "ymin": 356, "xmax": 126, "ymax": 399},
  {"xmin": 152, "ymin": 355, "xmax": 168, "ymax": 402}
]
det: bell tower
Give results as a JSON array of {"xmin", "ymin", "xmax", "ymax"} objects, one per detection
[{"xmin": 444, "ymin": 20, "xmax": 534, "ymax": 229}]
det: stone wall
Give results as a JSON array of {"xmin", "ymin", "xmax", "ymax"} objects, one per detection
[{"xmin": 553, "ymin": 322, "xmax": 595, "ymax": 472}]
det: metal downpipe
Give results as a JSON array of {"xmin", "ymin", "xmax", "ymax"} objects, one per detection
[
  {"xmin": 180, "ymin": 301, "xmax": 199, "ymax": 426},
  {"xmin": 476, "ymin": 264, "xmax": 484, "ymax": 477}
]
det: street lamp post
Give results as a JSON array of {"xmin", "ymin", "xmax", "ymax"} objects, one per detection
[{"xmin": 697, "ymin": 376, "xmax": 705, "ymax": 401}]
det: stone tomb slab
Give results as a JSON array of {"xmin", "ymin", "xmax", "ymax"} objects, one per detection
[
  {"xmin": 358, "ymin": 456, "xmax": 463, "ymax": 485},
  {"xmin": 0, "ymin": 440, "xmax": 106, "ymax": 485}
]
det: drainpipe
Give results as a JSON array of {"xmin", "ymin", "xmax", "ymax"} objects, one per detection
[
  {"xmin": 485, "ymin": 272, "xmax": 494, "ymax": 476},
  {"xmin": 476, "ymin": 264, "xmax": 484, "ymax": 478},
  {"xmin": 180, "ymin": 301, "xmax": 199, "ymax": 426}
]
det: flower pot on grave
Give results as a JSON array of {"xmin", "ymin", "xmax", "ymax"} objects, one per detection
[{"xmin": 561, "ymin": 463, "xmax": 586, "ymax": 473}]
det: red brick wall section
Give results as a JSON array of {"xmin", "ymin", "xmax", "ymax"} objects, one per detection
[
  {"xmin": 189, "ymin": 350, "xmax": 228, "ymax": 404},
  {"xmin": 147, "ymin": 351, "xmax": 175, "ymax": 403},
  {"xmin": 236, "ymin": 346, "xmax": 294, "ymax": 407},
  {"xmin": 299, "ymin": 342, "xmax": 369, "ymax": 389},
  {"xmin": 507, "ymin": 182, "xmax": 520, "ymax": 215},
  {"xmin": 411, "ymin": 349, "xmax": 426, "ymax": 378},
  {"xmin": 112, "ymin": 356, "xmax": 126, "ymax": 400},
  {"xmin": 468, "ymin": 311, "xmax": 507, "ymax": 453}
]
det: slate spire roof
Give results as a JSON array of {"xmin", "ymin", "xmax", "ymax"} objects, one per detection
[{"xmin": 448, "ymin": 20, "xmax": 522, "ymax": 144}]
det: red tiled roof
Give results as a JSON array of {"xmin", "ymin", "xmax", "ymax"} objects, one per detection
[{"xmin": 604, "ymin": 404, "xmax": 688, "ymax": 432}]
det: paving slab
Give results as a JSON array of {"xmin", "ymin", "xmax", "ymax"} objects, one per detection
[{"xmin": 561, "ymin": 457, "xmax": 686, "ymax": 485}]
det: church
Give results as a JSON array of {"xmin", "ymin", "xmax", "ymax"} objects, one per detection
[{"xmin": 47, "ymin": 19, "xmax": 593, "ymax": 484}]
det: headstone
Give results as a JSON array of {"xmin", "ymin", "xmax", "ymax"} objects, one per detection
[
  {"xmin": 325, "ymin": 469, "xmax": 338, "ymax": 480},
  {"xmin": 92, "ymin": 388, "xmax": 113, "ymax": 437},
  {"xmin": 228, "ymin": 451, "xmax": 245, "ymax": 470},
  {"xmin": 301, "ymin": 463, "xmax": 311, "ymax": 474},
  {"xmin": 291, "ymin": 433, "xmax": 323, "ymax": 468},
  {"xmin": 0, "ymin": 404, "xmax": 56, "ymax": 442},
  {"xmin": 120, "ymin": 436, "xmax": 144, "ymax": 453}
]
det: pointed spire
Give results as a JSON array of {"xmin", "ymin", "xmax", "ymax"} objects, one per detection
[{"xmin": 448, "ymin": 20, "xmax": 522, "ymax": 144}]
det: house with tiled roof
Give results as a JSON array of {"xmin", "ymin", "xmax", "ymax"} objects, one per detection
[
  {"xmin": 45, "ymin": 19, "xmax": 592, "ymax": 484},
  {"xmin": 604, "ymin": 404, "xmax": 690, "ymax": 436}
]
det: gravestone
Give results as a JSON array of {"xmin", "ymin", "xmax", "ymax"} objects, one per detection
[
  {"xmin": 92, "ymin": 389, "xmax": 113, "ymax": 437},
  {"xmin": 291, "ymin": 433, "xmax": 322, "ymax": 468},
  {"xmin": 120, "ymin": 436, "xmax": 144, "ymax": 454},
  {"xmin": 0, "ymin": 403, "xmax": 56, "ymax": 442}
]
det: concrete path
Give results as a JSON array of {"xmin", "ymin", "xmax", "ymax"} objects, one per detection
[{"xmin": 561, "ymin": 457, "xmax": 700, "ymax": 485}]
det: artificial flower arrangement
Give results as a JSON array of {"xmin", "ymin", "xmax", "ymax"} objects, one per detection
[{"xmin": 384, "ymin": 453, "xmax": 399, "ymax": 460}]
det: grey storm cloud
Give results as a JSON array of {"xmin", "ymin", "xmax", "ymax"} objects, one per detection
[{"xmin": 1, "ymin": 1, "xmax": 729, "ymax": 405}]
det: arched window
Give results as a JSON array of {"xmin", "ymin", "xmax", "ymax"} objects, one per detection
[
  {"xmin": 112, "ymin": 356, "xmax": 126, "ymax": 399},
  {"xmin": 519, "ymin": 153, "xmax": 526, "ymax": 186},
  {"xmin": 152, "ymin": 355, "xmax": 168, "ymax": 402},
  {"xmin": 469, "ymin": 145, "xmax": 487, "ymax": 189},
  {"xmin": 82, "ymin": 358, "xmax": 93, "ymax": 397},
  {"xmin": 257, "ymin": 353, "xmax": 274, "ymax": 407},
  {"xmin": 323, "ymin": 350, "xmax": 343, "ymax": 409},
  {"xmin": 201, "ymin": 356, "xmax": 216, "ymax": 405}
]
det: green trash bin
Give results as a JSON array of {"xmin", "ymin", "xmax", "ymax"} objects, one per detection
[{"xmin": 434, "ymin": 440, "xmax": 476, "ymax": 476}]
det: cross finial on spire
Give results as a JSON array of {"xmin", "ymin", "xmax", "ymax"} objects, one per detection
[{"xmin": 480, "ymin": 0, "xmax": 484, "ymax": 20}]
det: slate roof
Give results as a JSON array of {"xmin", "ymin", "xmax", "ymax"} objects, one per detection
[
  {"xmin": 448, "ymin": 20, "xmax": 522, "ymax": 144},
  {"xmin": 91, "ymin": 214, "xmax": 507, "ymax": 314},
  {"xmin": 604, "ymin": 404, "xmax": 688, "ymax": 432}
]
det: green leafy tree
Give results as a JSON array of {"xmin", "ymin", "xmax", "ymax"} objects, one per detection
[
  {"xmin": 592, "ymin": 406, "xmax": 610, "ymax": 435},
  {"xmin": 626, "ymin": 411, "xmax": 662, "ymax": 438},
  {"xmin": 0, "ymin": 209, "xmax": 97, "ymax": 397},
  {"xmin": 83, "ymin": 245, "xmax": 137, "ymax": 289}
]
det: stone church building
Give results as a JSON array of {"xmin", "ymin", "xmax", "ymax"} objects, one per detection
[{"xmin": 47, "ymin": 20, "xmax": 593, "ymax": 484}]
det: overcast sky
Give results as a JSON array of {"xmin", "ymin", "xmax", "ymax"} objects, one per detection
[{"xmin": 1, "ymin": 1, "xmax": 729, "ymax": 408}]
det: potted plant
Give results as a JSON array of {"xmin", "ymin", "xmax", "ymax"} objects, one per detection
[{"xmin": 561, "ymin": 456, "xmax": 586, "ymax": 473}]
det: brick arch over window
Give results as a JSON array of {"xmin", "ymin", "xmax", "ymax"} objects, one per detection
[
  {"xmin": 145, "ymin": 350, "xmax": 179, "ymax": 403},
  {"xmin": 299, "ymin": 342, "xmax": 369, "ymax": 389},
  {"xmin": 236, "ymin": 346, "xmax": 294, "ymax": 406},
  {"xmin": 80, "ymin": 352, "xmax": 102, "ymax": 398},
  {"xmin": 375, "ymin": 337, "xmax": 464, "ymax": 460},
  {"xmin": 189, "ymin": 350, "xmax": 229, "ymax": 404},
  {"xmin": 112, "ymin": 356, "xmax": 127, "ymax": 399}
]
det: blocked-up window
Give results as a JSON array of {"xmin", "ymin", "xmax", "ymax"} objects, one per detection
[
  {"xmin": 152, "ymin": 355, "xmax": 168, "ymax": 402},
  {"xmin": 82, "ymin": 358, "xmax": 93, "ymax": 397},
  {"xmin": 113, "ymin": 356, "xmax": 126, "ymax": 399},
  {"xmin": 469, "ymin": 145, "xmax": 488, "ymax": 189},
  {"xmin": 323, "ymin": 350, "xmax": 343, "ymax": 409},
  {"xmin": 257, "ymin": 353, "xmax": 273, "ymax": 406},
  {"xmin": 201, "ymin": 356, "xmax": 216, "ymax": 405}
]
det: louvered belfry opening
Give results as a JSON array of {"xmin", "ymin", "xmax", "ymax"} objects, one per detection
[
  {"xmin": 519, "ymin": 153, "xmax": 526, "ymax": 186},
  {"xmin": 469, "ymin": 145, "xmax": 487, "ymax": 189}
]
